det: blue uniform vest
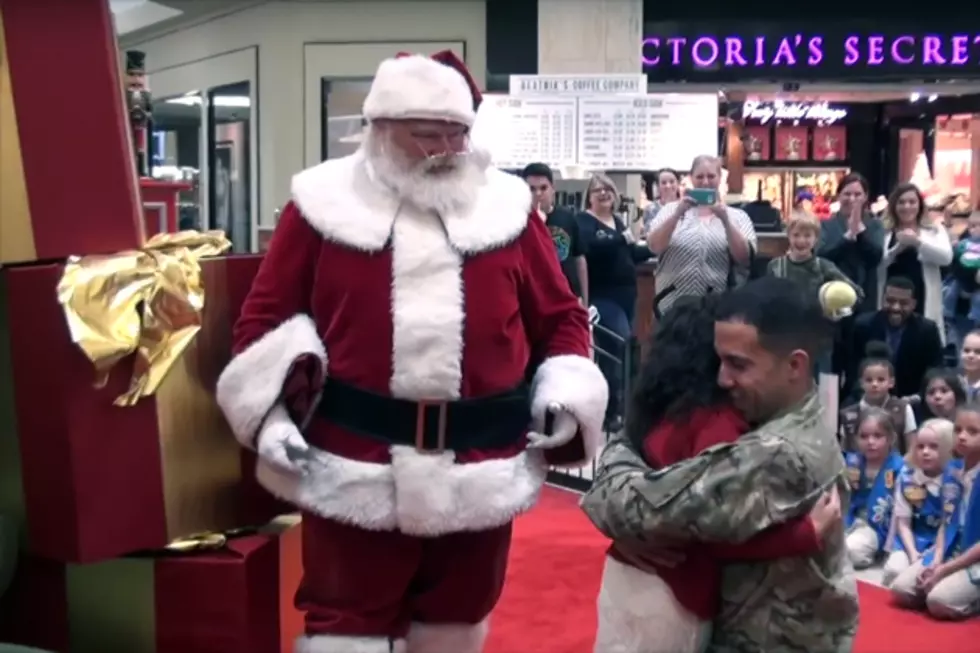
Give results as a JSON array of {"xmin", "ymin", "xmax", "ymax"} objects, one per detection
[
  {"xmin": 927, "ymin": 460, "xmax": 980, "ymax": 585},
  {"xmin": 892, "ymin": 464, "xmax": 947, "ymax": 554},
  {"xmin": 845, "ymin": 451, "xmax": 905, "ymax": 547}
]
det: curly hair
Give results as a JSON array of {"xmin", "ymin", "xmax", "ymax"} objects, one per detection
[{"xmin": 626, "ymin": 294, "xmax": 728, "ymax": 452}]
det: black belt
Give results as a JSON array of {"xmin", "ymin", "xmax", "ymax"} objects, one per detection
[{"xmin": 315, "ymin": 379, "xmax": 532, "ymax": 452}]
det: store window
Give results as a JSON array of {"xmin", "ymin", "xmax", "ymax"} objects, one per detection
[
  {"xmin": 150, "ymin": 91, "xmax": 203, "ymax": 230},
  {"xmin": 320, "ymin": 79, "xmax": 372, "ymax": 161},
  {"xmin": 207, "ymin": 81, "xmax": 252, "ymax": 252},
  {"xmin": 934, "ymin": 115, "xmax": 973, "ymax": 208}
]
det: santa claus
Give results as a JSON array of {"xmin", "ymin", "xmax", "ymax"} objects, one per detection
[{"xmin": 215, "ymin": 51, "xmax": 607, "ymax": 653}]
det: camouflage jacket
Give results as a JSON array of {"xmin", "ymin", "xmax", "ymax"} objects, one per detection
[{"xmin": 580, "ymin": 392, "xmax": 859, "ymax": 653}]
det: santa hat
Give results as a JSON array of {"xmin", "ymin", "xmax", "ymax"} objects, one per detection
[{"xmin": 362, "ymin": 50, "xmax": 482, "ymax": 127}]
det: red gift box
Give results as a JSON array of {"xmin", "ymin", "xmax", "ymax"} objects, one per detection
[
  {"xmin": 0, "ymin": 519, "xmax": 304, "ymax": 653},
  {"xmin": 0, "ymin": 0, "xmax": 144, "ymax": 264},
  {"xmin": 0, "ymin": 254, "xmax": 286, "ymax": 563}
]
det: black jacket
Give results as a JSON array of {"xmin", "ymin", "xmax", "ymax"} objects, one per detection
[
  {"xmin": 817, "ymin": 212, "xmax": 884, "ymax": 314},
  {"xmin": 844, "ymin": 310, "xmax": 945, "ymax": 400}
]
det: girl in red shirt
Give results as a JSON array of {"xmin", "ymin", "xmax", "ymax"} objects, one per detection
[{"xmin": 594, "ymin": 295, "xmax": 841, "ymax": 653}]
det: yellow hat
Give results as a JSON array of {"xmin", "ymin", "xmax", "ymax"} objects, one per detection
[{"xmin": 818, "ymin": 281, "xmax": 857, "ymax": 321}]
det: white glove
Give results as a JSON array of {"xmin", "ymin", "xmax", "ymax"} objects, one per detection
[
  {"xmin": 527, "ymin": 402, "xmax": 578, "ymax": 449},
  {"xmin": 256, "ymin": 404, "xmax": 311, "ymax": 474}
]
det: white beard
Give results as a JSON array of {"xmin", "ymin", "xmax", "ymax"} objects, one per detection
[{"xmin": 362, "ymin": 128, "xmax": 490, "ymax": 217}]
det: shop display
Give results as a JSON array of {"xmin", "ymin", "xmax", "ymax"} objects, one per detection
[
  {"xmin": 933, "ymin": 115, "xmax": 974, "ymax": 206},
  {"xmin": 0, "ymin": 250, "xmax": 285, "ymax": 564},
  {"xmin": 0, "ymin": 519, "xmax": 303, "ymax": 652},
  {"xmin": 774, "ymin": 126, "xmax": 808, "ymax": 161},
  {"xmin": 744, "ymin": 126, "xmax": 771, "ymax": 161},
  {"xmin": 812, "ymin": 126, "xmax": 847, "ymax": 161},
  {"xmin": 743, "ymin": 171, "xmax": 786, "ymax": 212},
  {"xmin": 742, "ymin": 168, "xmax": 848, "ymax": 219},
  {"xmin": 125, "ymin": 50, "xmax": 152, "ymax": 178},
  {"xmin": 792, "ymin": 169, "xmax": 848, "ymax": 219}
]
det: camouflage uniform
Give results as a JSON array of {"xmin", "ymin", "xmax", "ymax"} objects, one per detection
[{"xmin": 581, "ymin": 392, "xmax": 859, "ymax": 653}]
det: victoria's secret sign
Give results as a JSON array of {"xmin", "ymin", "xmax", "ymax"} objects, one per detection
[{"xmin": 642, "ymin": 23, "xmax": 980, "ymax": 80}]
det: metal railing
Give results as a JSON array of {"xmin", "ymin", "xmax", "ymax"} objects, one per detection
[{"xmin": 548, "ymin": 308, "xmax": 635, "ymax": 491}]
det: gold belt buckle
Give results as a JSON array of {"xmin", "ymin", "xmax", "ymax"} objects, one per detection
[{"xmin": 415, "ymin": 401, "xmax": 448, "ymax": 453}]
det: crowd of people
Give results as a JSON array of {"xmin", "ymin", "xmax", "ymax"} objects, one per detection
[
  {"xmin": 520, "ymin": 158, "xmax": 980, "ymax": 652},
  {"xmin": 212, "ymin": 48, "xmax": 977, "ymax": 652}
]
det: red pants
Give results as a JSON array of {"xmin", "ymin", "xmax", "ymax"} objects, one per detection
[{"xmin": 295, "ymin": 512, "xmax": 512, "ymax": 652}]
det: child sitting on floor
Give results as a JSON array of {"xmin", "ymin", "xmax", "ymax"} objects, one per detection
[
  {"xmin": 838, "ymin": 342, "xmax": 916, "ymax": 453},
  {"xmin": 844, "ymin": 408, "xmax": 906, "ymax": 569},
  {"xmin": 883, "ymin": 418, "xmax": 956, "ymax": 587},
  {"xmin": 890, "ymin": 402, "xmax": 980, "ymax": 620}
]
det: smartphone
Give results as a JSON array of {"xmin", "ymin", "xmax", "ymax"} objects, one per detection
[{"xmin": 685, "ymin": 188, "xmax": 717, "ymax": 205}]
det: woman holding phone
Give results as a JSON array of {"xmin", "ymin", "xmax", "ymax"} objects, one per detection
[{"xmin": 646, "ymin": 155, "xmax": 757, "ymax": 316}]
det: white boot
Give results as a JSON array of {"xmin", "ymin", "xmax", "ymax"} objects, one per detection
[
  {"xmin": 405, "ymin": 620, "xmax": 488, "ymax": 653},
  {"xmin": 295, "ymin": 634, "xmax": 405, "ymax": 653}
]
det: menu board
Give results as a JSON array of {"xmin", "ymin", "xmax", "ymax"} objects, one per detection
[
  {"xmin": 577, "ymin": 94, "xmax": 718, "ymax": 170},
  {"xmin": 471, "ymin": 95, "xmax": 577, "ymax": 169}
]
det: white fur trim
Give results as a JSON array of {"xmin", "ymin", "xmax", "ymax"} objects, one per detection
[
  {"xmin": 295, "ymin": 635, "xmax": 404, "ymax": 653},
  {"xmin": 595, "ymin": 555, "xmax": 711, "ymax": 653},
  {"xmin": 531, "ymin": 355, "xmax": 608, "ymax": 468},
  {"xmin": 290, "ymin": 155, "xmax": 530, "ymax": 254},
  {"xmin": 363, "ymin": 55, "xmax": 475, "ymax": 126},
  {"xmin": 389, "ymin": 201, "xmax": 464, "ymax": 401},
  {"xmin": 254, "ymin": 446, "xmax": 546, "ymax": 536},
  {"xmin": 216, "ymin": 315, "xmax": 326, "ymax": 448},
  {"xmin": 406, "ymin": 620, "xmax": 489, "ymax": 653}
]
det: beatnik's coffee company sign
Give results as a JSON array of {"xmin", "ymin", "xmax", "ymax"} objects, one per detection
[
  {"xmin": 742, "ymin": 100, "xmax": 848, "ymax": 125},
  {"xmin": 642, "ymin": 23, "xmax": 980, "ymax": 81}
]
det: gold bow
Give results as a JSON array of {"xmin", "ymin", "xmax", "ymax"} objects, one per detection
[
  {"xmin": 163, "ymin": 526, "xmax": 257, "ymax": 553},
  {"xmin": 57, "ymin": 230, "xmax": 232, "ymax": 406}
]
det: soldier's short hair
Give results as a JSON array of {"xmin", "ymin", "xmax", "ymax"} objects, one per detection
[{"xmin": 716, "ymin": 276, "xmax": 833, "ymax": 362}]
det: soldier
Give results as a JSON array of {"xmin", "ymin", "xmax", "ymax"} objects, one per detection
[{"xmin": 581, "ymin": 276, "xmax": 859, "ymax": 653}]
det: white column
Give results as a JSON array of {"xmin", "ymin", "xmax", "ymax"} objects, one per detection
[
  {"xmin": 537, "ymin": 0, "xmax": 642, "ymax": 74},
  {"xmin": 538, "ymin": 0, "xmax": 644, "ymax": 200}
]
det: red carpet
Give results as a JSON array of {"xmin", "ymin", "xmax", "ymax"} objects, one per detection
[{"xmin": 485, "ymin": 487, "xmax": 980, "ymax": 653}]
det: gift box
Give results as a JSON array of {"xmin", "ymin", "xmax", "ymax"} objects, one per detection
[
  {"xmin": 0, "ymin": 0, "xmax": 144, "ymax": 264},
  {"xmin": 0, "ymin": 249, "xmax": 284, "ymax": 563},
  {"xmin": 0, "ymin": 518, "xmax": 304, "ymax": 653}
]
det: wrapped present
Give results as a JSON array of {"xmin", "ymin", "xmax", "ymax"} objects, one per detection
[
  {"xmin": 0, "ymin": 0, "xmax": 144, "ymax": 264},
  {"xmin": 0, "ymin": 518, "xmax": 304, "ymax": 653},
  {"xmin": 0, "ymin": 236, "xmax": 283, "ymax": 563}
]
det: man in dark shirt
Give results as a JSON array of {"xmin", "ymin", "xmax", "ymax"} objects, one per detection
[
  {"xmin": 521, "ymin": 163, "xmax": 588, "ymax": 303},
  {"xmin": 845, "ymin": 275, "xmax": 945, "ymax": 400}
]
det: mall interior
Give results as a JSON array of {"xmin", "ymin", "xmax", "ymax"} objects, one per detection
[{"xmin": 1, "ymin": 1, "xmax": 980, "ymax": 652}]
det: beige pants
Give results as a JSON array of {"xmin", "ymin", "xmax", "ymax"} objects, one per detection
[
  {"xmin": 882, "ymin": 551, "xmax": 913, "ymax": 587},
  {"xmin": 891, "ymin": 559, "xmax": 980, "ymax": 620},
  {"xmin": 595, "ymin": 555, "xmax": 712, "ymax": 653},
  {"xmin": 845, "ymin": 522, "xmax": 880, "ymax": 569}
]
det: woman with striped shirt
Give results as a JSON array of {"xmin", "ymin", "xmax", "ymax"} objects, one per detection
[{"xmin": 646, "ymin": 155, "xmax": 757, "ymax": 316}]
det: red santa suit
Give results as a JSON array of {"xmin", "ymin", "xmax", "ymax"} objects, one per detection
[{"xmin": 216, "ymin": 51, "xmax": 607, "ymax": 653}]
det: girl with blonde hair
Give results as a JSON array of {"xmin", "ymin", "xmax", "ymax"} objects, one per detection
[{"xmin": 882, "ymin": 418, "xmax": 956, "ymax": 586}]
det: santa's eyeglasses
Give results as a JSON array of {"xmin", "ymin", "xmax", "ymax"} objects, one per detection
[{"xmin": 408, "ymin": 127, "xmax": 471, "ymax": 158}]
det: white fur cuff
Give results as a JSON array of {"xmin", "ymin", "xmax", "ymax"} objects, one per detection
[
  {"xmin": 295, "ymin": 635, "xmax": 402, "ymax": 653},
  {"xmin": 530, "ymin": 355, "xmax": 608, "ymax": 467},
  {"xmin": 216, "ymin": 314, "xmax": 327, "ymax": 448}
]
